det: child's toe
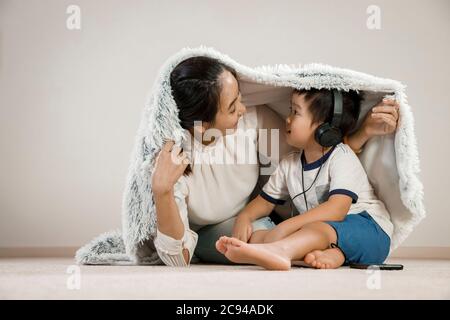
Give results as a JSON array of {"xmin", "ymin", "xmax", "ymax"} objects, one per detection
[{"xmin": 304, "ymin": 253, "xmax": 313, "ymax": 264}]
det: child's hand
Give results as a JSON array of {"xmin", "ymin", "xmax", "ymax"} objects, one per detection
[{"xmin": 232, "ymin": 214, "xmax": 253, "ymax": 243}]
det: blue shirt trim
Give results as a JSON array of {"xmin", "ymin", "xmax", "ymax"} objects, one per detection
[
  {"xmin": 328, "ymin": 189, "xmax": 358, "ymax": 203},
  {"xmin": 260, "ymin": 190, "xmax": 286, "ymax": 205},
  {"xmin": 301, "ymin": 145, "xmax": 336, "ymax": 171}
]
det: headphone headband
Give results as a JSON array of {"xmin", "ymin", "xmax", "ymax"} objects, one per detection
[{"xmin": 331, "ymin": 90, "xmax": 343, "ymax": 128}]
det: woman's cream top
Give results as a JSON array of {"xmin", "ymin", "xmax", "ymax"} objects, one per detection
[{"xmin": 153, "ymin": 105, "xmax": 287, "ymax": 266}]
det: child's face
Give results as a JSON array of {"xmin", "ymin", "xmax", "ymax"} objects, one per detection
[{"xmin": 286, "ymin": 92, "xmax": 320, "ymax": 149}]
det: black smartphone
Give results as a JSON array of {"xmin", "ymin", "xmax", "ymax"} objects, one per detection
[{"xmin": 349, "ymin": 263, "xmax": 403, "ymax": 270}]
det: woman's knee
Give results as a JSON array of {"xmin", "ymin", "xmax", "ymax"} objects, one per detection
[
  {"xmin": 197, "ymin": 217, "xmax": 235, "ymax": 242},
  {"xmin": 194, "ymin": 217, "xmax": 236, "ymax": 263}
]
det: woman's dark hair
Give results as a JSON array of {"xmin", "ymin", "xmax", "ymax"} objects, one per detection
[
  {"xmin": 170, "ymin": 56, "xmax": 238, "ymax": 129},
  {"xmin": 293, "ymin": 88, "xmax": 362, "ymax": 136}
]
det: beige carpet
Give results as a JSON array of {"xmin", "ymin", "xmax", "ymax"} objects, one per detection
[{"xmin": 0, "ymin": 257, "xmax": 449, "ymax": 299}]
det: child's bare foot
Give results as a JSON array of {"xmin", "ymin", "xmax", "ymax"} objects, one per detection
[
  {"xmin": 304, "ymin": 248, "xmax": 345, "ymax": 269},
  {"xmin": 216, "ymin": 236, "xmax": 291, "ymax": 270},
  {"xmin": 215, "ymin": 236, "xmax": 228, "ymax": 255}
]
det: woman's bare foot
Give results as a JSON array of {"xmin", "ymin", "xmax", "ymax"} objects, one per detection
[
  {"xmin": 304, "ymin": 248, "xmax": 345, "ymax": 269},
  {"xmin": 216, "ymin": 236, "xmax": 291, "ymax": 270}
]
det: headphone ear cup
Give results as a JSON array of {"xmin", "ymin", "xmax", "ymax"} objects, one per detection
[
  {"xmin": 315, "ymin": 123, "xmax": 330, "ymax": 147},
  {"xmin": 326, "ymin": 127, "xmax": 343, "ymax": 146},
  {"xmin": 315, "ymin": 123, "xmax": 342, "ymax": 147}
]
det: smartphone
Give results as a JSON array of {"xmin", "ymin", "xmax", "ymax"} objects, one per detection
[{"xmin": 349, "ymin": 263, "xmax": 403, "ymax": 270}]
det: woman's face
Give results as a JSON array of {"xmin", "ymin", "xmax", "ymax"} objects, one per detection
[{"xmin": 209, "ymin": 70, "xmax": 246, "ymax": 135}]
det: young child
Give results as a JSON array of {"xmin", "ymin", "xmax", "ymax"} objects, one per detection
[{"xmin": 215, "ymin": 88, "xmax": 394, "ymax": 270}]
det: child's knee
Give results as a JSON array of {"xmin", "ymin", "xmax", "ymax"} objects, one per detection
[
  {"xmin": 302, "ymin": 221, "xmax": 337, "ymax": 243},
  {"xmin": 302, "ymin": 221, "xmax": 326, "ymax": 231}
]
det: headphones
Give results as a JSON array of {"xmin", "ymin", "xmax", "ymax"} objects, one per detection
[{"xmin": 314, "ymin": 89, "xmax": 343, "ymax": 147}]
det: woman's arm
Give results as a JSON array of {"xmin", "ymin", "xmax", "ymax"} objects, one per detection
[
  {"xmin": 346, "ymin": 98, "xmax": 400, "ymax": 153},
  {"xmin": 154, "ymin": 190, "xmax": 187, "ymax": 250},
  {"xmin": 153, "ymin": 187, "xmax": 198, "ymax": 266},
  {"xmin": 152, "ymin": 141, "xmax": 196, "ymax": 266}
]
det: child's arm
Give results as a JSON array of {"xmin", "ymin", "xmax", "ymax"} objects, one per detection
[
  {"xmin": 263, "ymin": 194, "xmax": 352, "ymax": 243},
  {"xmin": 233, "ymin": 195, "xmax": 275, "ymax": 242}
]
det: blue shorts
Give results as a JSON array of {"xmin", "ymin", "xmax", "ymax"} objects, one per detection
[{"xmin": 325, "ymin": 212, "xmax": 391, "ymax": 265}]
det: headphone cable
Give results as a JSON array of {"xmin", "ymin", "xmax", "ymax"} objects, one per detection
[{"xmin": 291, "ymin": 147, "xmax": 325, "ymax": 217}]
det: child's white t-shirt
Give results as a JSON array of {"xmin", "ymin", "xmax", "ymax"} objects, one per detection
[{"xmin": 261, "ymin": 143, "xmax": 394, "ymax": 238}]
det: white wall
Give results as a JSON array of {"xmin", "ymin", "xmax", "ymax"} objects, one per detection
[{"xmin": 1, "ymin": 0, "xmax": 449, "ymax": 248}]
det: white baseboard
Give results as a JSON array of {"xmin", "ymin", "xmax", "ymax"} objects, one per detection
[
  {"xmin": 0, "ymin": 246, "xmax": 450, "ymax": 259},
  {"xmin": 390, "ymin": 247, "xmax": 450, "ymax": 259}
]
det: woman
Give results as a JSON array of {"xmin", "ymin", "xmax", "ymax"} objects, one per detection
[{"xmin": 151, "ymin": 56, "xmax": 399, "ymax": 267}]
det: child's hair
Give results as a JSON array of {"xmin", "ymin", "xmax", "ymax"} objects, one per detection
[{"xmin": 293, "ymin": 88, "xmax": 362, "ymax": 136}]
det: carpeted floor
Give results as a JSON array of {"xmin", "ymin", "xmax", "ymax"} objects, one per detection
[{"xmin": 0, "ymin": 258, "xmax": 449, "ymax": 299}]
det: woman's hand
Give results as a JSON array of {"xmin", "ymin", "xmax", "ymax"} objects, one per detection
[
  {"xmin": 151, "ymin": 141, "xmax": 189, "ymax": 195},
  {"xmin": 362, "ymin": 98, "xmax": 400, "ymax": 137},
  {"xmin": 346, "ymin": 98, "xmax": 400, "ymax": 152},
  {"xmin": 232, "ymin": 213, "xmax": 253, "ymax": 243}
]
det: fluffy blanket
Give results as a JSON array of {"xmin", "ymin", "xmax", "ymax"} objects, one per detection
[{"xmin": 75, "ymin": 47, "xmax": 425, "ymax": 265}]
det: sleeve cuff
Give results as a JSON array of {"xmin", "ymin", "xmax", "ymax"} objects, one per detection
[
  {"xmin": 260, "ymin": 190, "xmax": 286, "ymax": 205},
  {"xmin": 154, "ymin": 228, "xmax": 198, "ymax": 256},
  {"xmin": 328, "ymin": 189, "xmax": 358, "ymax": 203}
]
